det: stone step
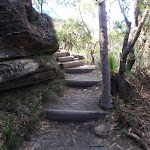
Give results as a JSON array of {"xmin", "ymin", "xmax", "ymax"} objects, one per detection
[
  {"xmin": 65, "ymin": 65, "xmax": 96, "ymax": 74},
  {"xmin": 65, "ymin": 79, "xmax": 100, "ymax": 87},
  {"xmin": 45, "ymin": 109, "xmax": 107, "ymax": 122},
  {"xmin": 52, "ymin": 51, "xmax": 69, "ymax": 57},
  {"xmin": 57, "ymin": 56, "xmax": 73, "ymax": 62},
  {"xmin": 59, "ymin": 60, "xmax": 84, "ymax": 68},
  {"xmin": 70, "ymin": 52, "xmax": 85, "ymax": 60},
  {"xmin": 73, "ymin": 58, "xmax": 79, "ymax": 61}
]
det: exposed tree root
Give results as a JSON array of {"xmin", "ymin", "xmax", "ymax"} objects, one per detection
[{"xmin": 127, "ymin": 129, "xmax": 150, "ymax": 150}]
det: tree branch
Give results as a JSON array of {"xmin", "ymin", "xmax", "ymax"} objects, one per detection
[
  {"xmin": 118, "ymin": 0, "xmax": 130, "ymax": 24},
  {"xmin": 118, "ymin": 0, "xmax": 131, "ymax": 57},
  {"xmin": 134, "ymin": 0, "xmax": 140, "ymax": 27},
  {"xmin": 97, "ymin": 0, "xmax": 105, "ymax": 5},
  {"xmin": 123, "ymin": 8, "xmax": 149, "ymax": 59},
  {"xmin": 78, "ymin": 0, "xmax": 91, "ymax": 38},
  {"xmin": 110, "ymin": 0, "xmax": 117, "ymax": 5},
  {"xmin": 122, "ymin": 22, "xmax": 131, "ymax": 59}
]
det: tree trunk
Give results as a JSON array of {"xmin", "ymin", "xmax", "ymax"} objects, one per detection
[
  {"xmin": 117, "ymin": 0, "xmax": 148, "ymax": 101},
  {"xmin": 98, "ymin": 0, "xmax": 112, "ymax": 109},
  {"xmin": 126, "ymin": 0, "xmax": 140, "ymax": 71},
  {"xmin": 117, "ymin": 0, "xmax": 131, "ymax": 101},
  {"xmin": 41, "ymin": 0, "xmax": 43, "ymax": 13},
  {"xmin": 118, "ymin": 60, "xmax": 128, "ymax": 102},
  {"xmin": 126, "ymin": 48, "xmax": 135, "ymax": 71},
  {"xmin": 134, "ymin": 0, "xmax": 140, "ymax": 27}
]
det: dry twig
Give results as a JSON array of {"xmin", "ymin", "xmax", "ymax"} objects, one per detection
[
  {"xmin": 30, "ymin": 136, "xmax": 44, "ymax": 150},
  {"xmin": 127, "ymin": 131, "xmax": 150, "ymax": 150},
  {"xmin": 72, "ymin": 130, "xmax": 79, "ymax": 150}
]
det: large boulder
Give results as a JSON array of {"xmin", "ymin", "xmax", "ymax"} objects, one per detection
[
  {"xmin": 0, "ymin": 0, "xmax": 59, "ymax": 90},
  {"xmin": 0, "ymin": 56, "xmax": 59, "ymax": 90},
  {"xmin": 0, "ymin": 0, "xmax": 59, "ymax": 60}
]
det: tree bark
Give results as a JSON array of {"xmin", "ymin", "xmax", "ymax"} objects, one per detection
[
  {"xmin": 126, "ymin": 7, "xmax": 148, "ymax": 71},
  {"xmin": 134, "ymin": 0, "xmax": 140, "ymax": 27},
  {"xmin": 117, "ymin": 0, "xmax": 148, "ymax": 101},
  {"xmin": 123, "ymin": 8, "xmax": 148, "ymax": 59},
  {"xmin": 126, "ymin": 0, "xmax": 139, "ymax": 71},
  {"xmin": 126, "ymin": 48, "xmax": 136, "ymax": 71},
  {"xmin": 98, "ymin": 0, "xmax": 112, "ymax": 109},
  {"xmin": 41, "ymin": 0, "xmax": 43, "ymax": 13},
  {"xmin": 78, "ymin": 0, "xmax": 91, "ymax": 39},
  {"xmin": 117, "ymin": 0, "xmax": 131, "ymax": 101}
]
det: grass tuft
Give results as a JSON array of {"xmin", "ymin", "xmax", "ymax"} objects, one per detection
[
  {"xmin": 108, "ymin": 54, "xmax": 118, "ymax": 73},
  {"xmin": 0, "ymin": 77, "xmax": 65, "ymax": 150}
]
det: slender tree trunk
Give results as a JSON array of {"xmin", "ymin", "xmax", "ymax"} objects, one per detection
[
  {"xmin": 41, "ymin": 0, "xmax": 43, "ymax": 13},
  {"xmin": 98, "ymin": 0, "xmax": 112, "ymax": 109},
  {"xmin": 117, "ymin": 0, "xmax": 131, "ymax": 100},
  {"xmin": 78, "ymin": 0, "xmax": 91, "ymax": 39},
  {"xmin": 126, "ymin": 0, "xmax": 140, "ymax": 71},
  {"xmin": 64, "ymin": 38, "xmax": 67, "ymax": 49},
  {"xmin": 126, "ymin": 48, "xmax": 135, "ymax": 71},
  {"xmin": 134, "ymin": 0, "xmax": 140, "ymax": 27},
  {"xmin": 117, "ymin": 0, "xmax": 148, "ymax": 101},
  {"xmin": 118, "ymin": 60, "xmax": 128, "ymax": 101},
  {"xmin": 117, "ymin": 21, "xmax": 131, "ymax": 101}
]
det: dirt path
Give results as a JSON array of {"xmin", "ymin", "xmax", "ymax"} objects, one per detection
[
  {"xmin": 21, "ymin": 70, "xmax": 142, "ymax": 150},
  {"xmin": 45, "ymin": 70, "xmax": 102, "ymax": 111}
]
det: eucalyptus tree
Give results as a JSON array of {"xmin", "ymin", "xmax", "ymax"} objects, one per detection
[
  {"xmin": 32, "ymin": 0, "xmax": 46, "ymax": 12},
  {"xmin": 117, "ymin": 0, "xmax": 149, "ymax": 100},
  {"xmin": 97, "ymin": 0, "xmax": 112, "ymax": 109},
  {"xmin": 97, "ymin": 0, "xmax": 149, "ymax": 107},
  {"xmin": 126, "ymin": 0, "xmax": 150, "ymax": 71}
]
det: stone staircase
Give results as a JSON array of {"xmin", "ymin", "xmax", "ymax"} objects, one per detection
[
  {"xmin": 45, "ymin": 50, "xmax": 105, "ymax": 122},
  {"xmin": 52, "ymin": 50, "xmax": 95, "ymax": 73},
  {"xmin": 52, "ymin": 50, "xmax": 100, "ymax": 88}
]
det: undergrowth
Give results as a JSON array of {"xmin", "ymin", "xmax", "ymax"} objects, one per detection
[
  {"xmin": 0, "ymin": 70, "xmax": 65, "ymax": 150},
  {"xmin": 108, "ymin": 54, "xmax": 118, "ymax": 73},
  {"xmin": 110, "ymin": 75, "xmax": 150, "ymax": 148}
]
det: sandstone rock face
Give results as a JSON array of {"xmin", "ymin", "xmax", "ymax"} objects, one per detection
[
  {"xmin": 0, "ymin": 56, "xmax": 59, "ymax": 90},
  {"xmin": 0, "ymin": 0, "xmax": 59, "ymax": 90},
  {"xmin": 0, "ymin": 57, "xmax": 59, "ymax": 90},
  {"xmin": 0, "ymin": 0, "xmax": 58, "ymax": 60}
]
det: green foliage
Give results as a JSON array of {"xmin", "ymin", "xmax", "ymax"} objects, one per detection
[
  {"xmin": 36, "ymin": 55, "xmax": 52, "ymax": 63},
  {"xmin": 0, "ymin": 94, "xmax": 42, "ymax": 149},
  {"xmin": 138, "ymin": 0, "xmax": 150, "ymax": 12},
  {"xmin": 0, "ymin": 78, "xmax": 64, "ymax": 149},
  {"xmin": 57, "ymin": 18, "xmax": 91, "ymax": 50},
  {"xmin": 114, "ymin": 99, "xmax": 136, "ymax": 128},
  {"xmin": 108, "ymin": 30, "xmax": 123, "ymax": 59},
  {"xmin": 113, "ymin": 20, "xmax": 126, "ymax": 33},
  {"xmin": 32, "ymin": 0, "xmax": 47, "ymax": 12},
  {"xmin": 119, "ymin": 0, "xmax": 132, "ymax": 18},
  {"xmin": 1, "ymin": 114, "xmax": 19, "ymax": 149},
  {"xmin": 108, "ymin": 53, "xmax": 118, "ymax": 73},
  {"xmin": 95, "ymin": 62, "xmax": 101, "ymax": 70},
  {"xmin": 42, "ymin": 79, "xmax": 64, "ymax": 102},
  {"xmin": 58, "ymin": 69, "xmax": 66, "ymax": 79},
  {"xmin": 121, "ymin": 128, "xmax": 127, "ymax": 135},
  {"xmin": 56, "ymin": 0, "xmax": 76, "ymax": 6},
  {"xmin": 32, "ymin": 0, "xmax": 76, "ymax": 14},
  {"xmin": 105, "ymin": 114, "xmax": 112, "ymax": 122}
]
